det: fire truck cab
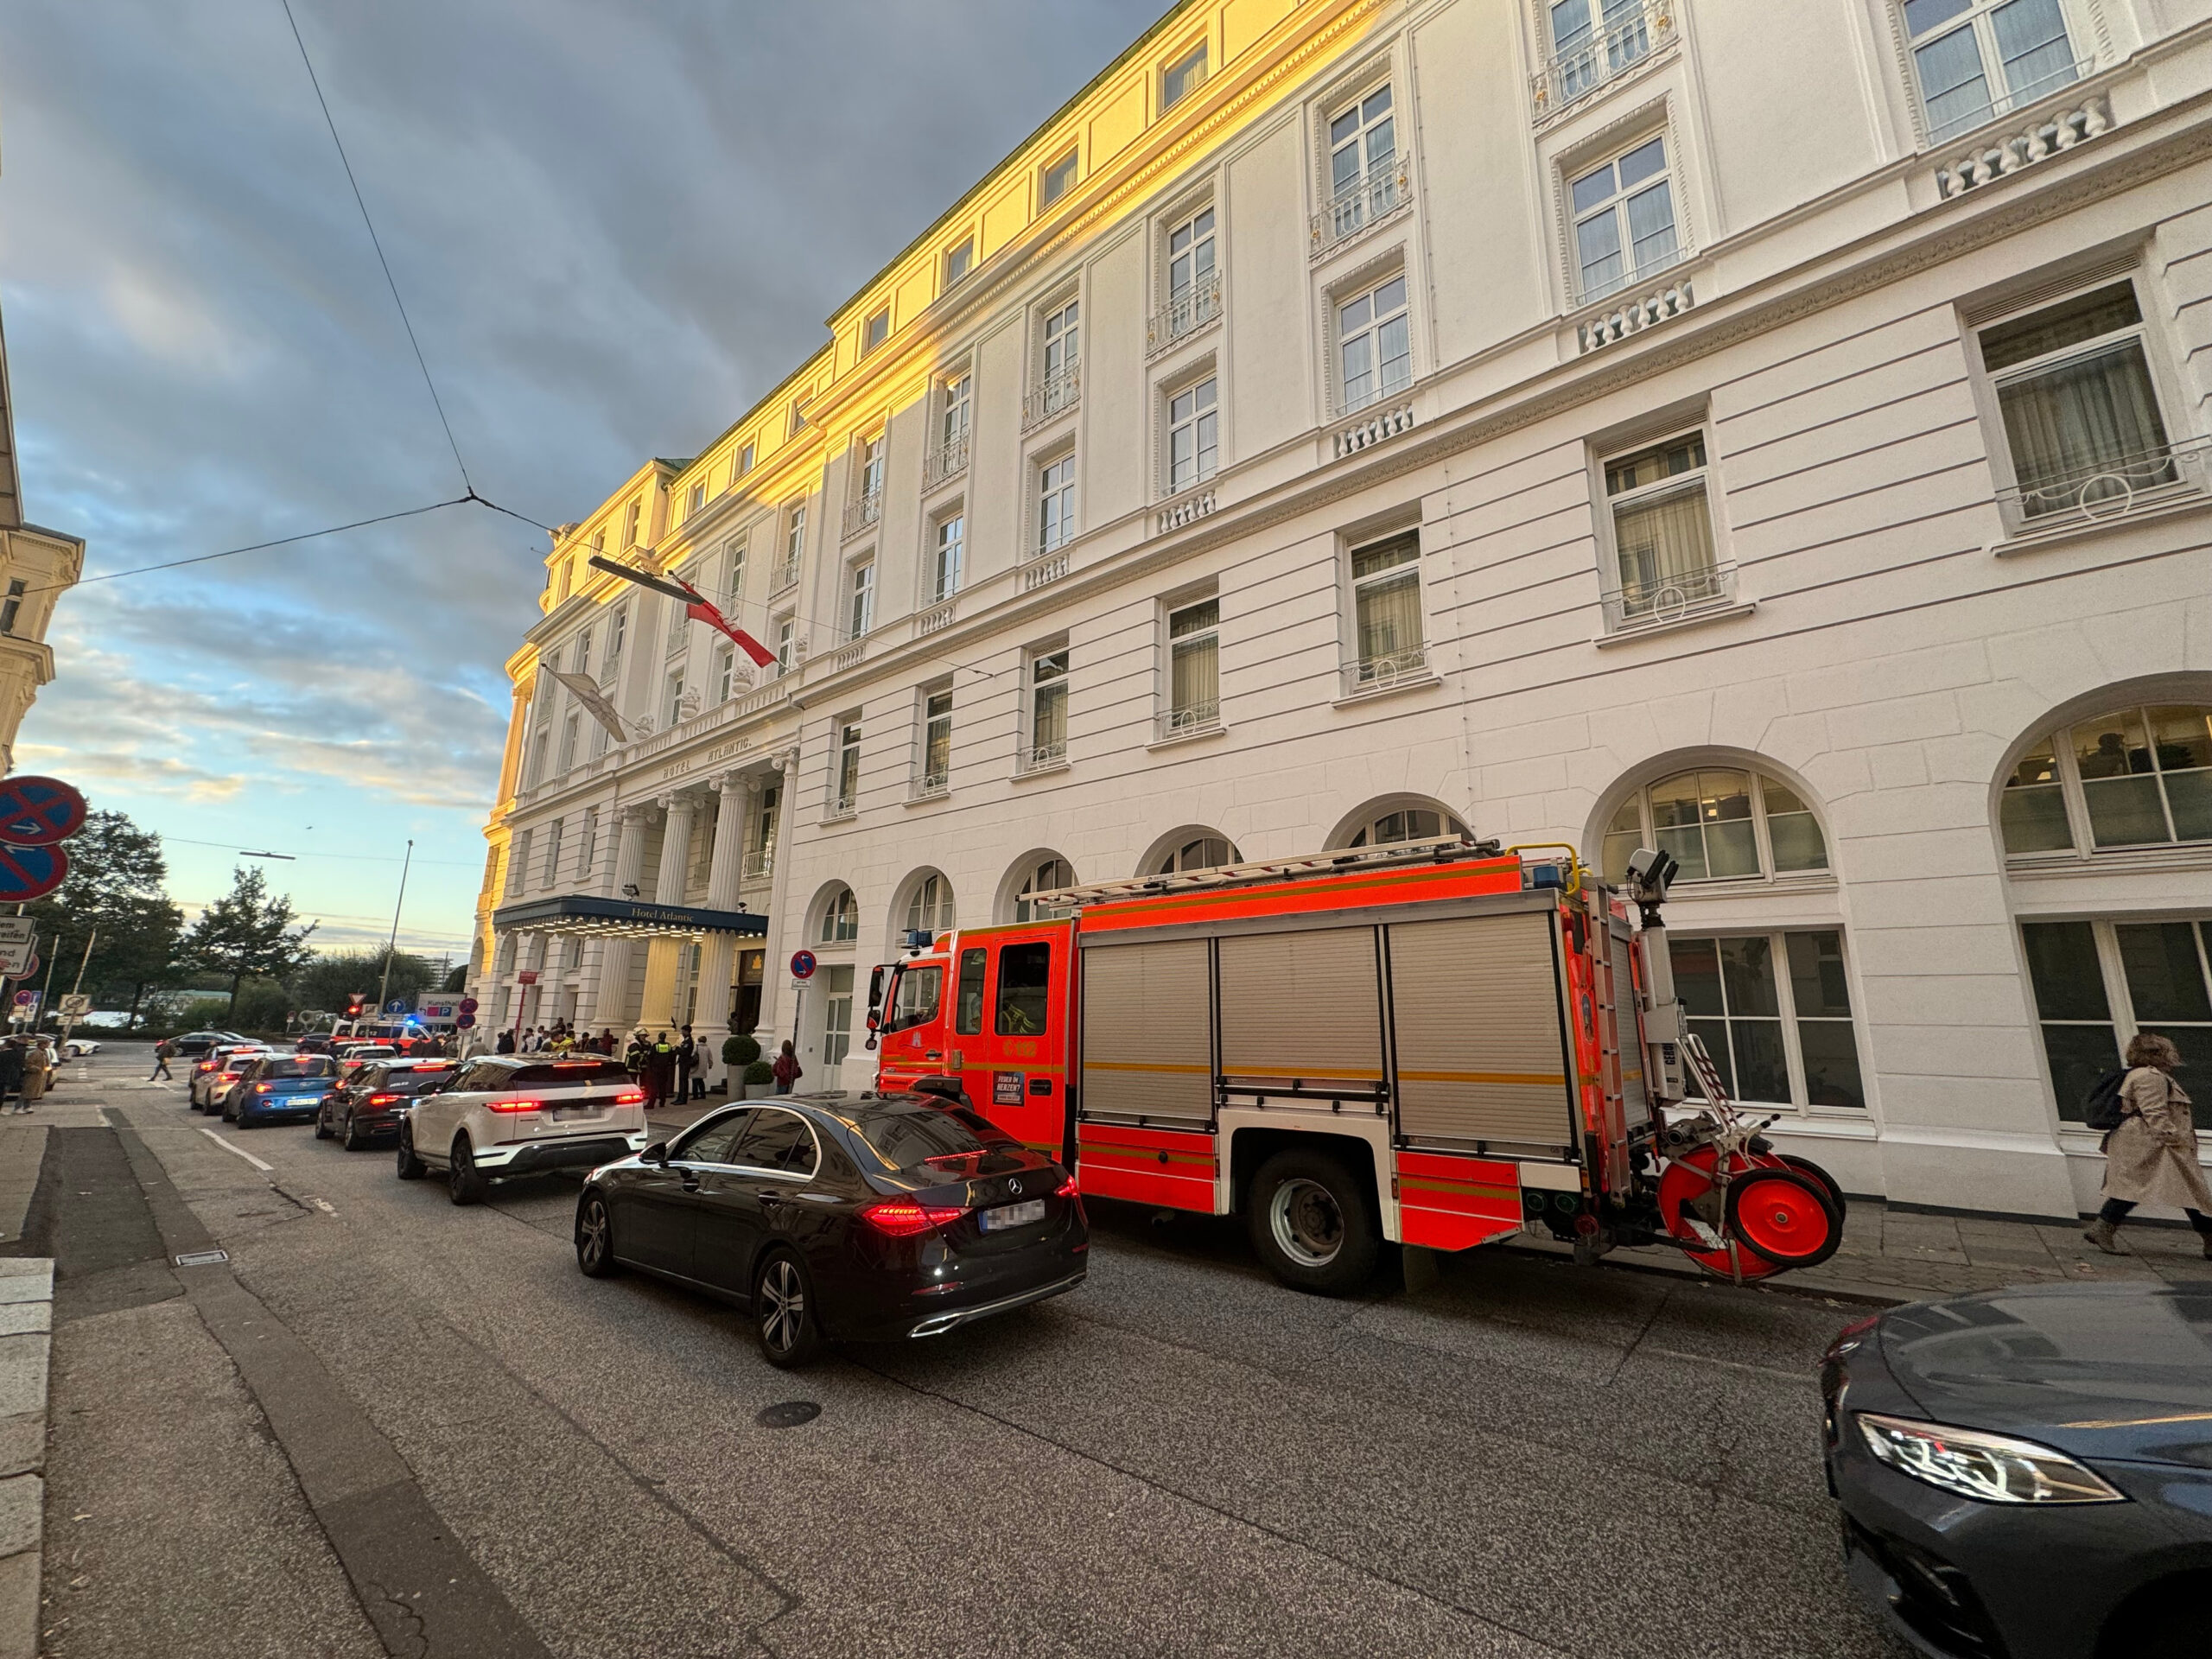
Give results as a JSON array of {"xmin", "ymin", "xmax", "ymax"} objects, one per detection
[{"xmin": 870, "ymin": 838, "xmax": 1841, "ymax": 1294}]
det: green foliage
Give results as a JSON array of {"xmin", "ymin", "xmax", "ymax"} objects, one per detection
[
  {"xmin": 723, "ymin": 1034, "xmax": 761, "ymax": 1067},
  {"xmin": 442, "ymin": 962, "xmax": 467, "ymax": 994},
  {"xmin": 25, "ymin": 808, "xmax": 186, "ymax": 1022},
  {"xmin": 288, "ymin": 950, "xmax": 437, "ymax": 1015},
  {"xmin": 176, "ymin": 997, "xmax": 233, "ymax": 1032},
  {"xmin": 231, "ymin": 979, "xmax": 289, "ymax": 1030},
  {"xmin": 743, "ymin": 1059, "xmax": 775, "ymax": 1084},
  {"xmin": 181, "ymin": 867, "xmax": 317, "ymax": 1017}
]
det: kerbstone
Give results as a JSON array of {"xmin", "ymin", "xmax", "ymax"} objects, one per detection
[
  {"xmin": 0, "ymin": 1476, "xmax": 39, "ymax": 1559},
  {"xmin": 0, "ymin": 1341, "xmax": 45, "ymax": 1424}
]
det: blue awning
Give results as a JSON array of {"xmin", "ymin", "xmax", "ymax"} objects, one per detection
[{"xmin": 489, "ymin": 894, "xmax": 768, "ymax": 939}]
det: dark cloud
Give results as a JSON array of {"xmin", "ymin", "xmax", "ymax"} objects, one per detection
[{"xmin": 3, "ymin": 0, "xmax": 1169, "ymax": 934}]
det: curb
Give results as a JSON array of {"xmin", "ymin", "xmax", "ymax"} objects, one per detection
[{"xmin": 0, "ymin": 1260, "xmax": 51, "ymax": 1659}]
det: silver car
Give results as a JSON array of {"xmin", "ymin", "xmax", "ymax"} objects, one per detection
[{"xmin": 397, "ymin": 1055, "xmax": 646, "ymax": 1205}]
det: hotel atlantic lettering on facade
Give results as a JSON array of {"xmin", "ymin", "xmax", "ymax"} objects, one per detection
[{"xmin": 478, "ymin": 0, "xmax": 2212, "ymax": 1219}]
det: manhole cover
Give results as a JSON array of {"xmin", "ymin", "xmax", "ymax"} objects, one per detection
[
  {"xmin": 174, "ymin": 1249, "xmax": 229, "ymax": 1268},
  {"xmin": 756, "ymin": 1400, "xmax": 821, "ymax": 1429}
]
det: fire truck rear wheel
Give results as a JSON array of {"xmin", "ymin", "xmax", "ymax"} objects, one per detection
[{"xmin": 1249, "ymin": 1149, "xmax": 1379, "ymax": 1296}]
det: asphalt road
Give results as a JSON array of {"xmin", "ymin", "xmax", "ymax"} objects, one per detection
[{"xmin": 28, "ymin": 1054, "xmax": 1904, "ymax": 1657}]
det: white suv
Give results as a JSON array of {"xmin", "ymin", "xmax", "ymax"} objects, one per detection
[{"xmin": 397, "ymin": 1055, "xmax": 646, "ymax": 1205}]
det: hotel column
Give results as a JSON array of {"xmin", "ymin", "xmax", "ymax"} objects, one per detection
[
  {"xmin": 691, "ymin": 770, "xmax": 753, "ymax": 1076},
  {"xmin": 589, "ymin": 804, "xmax": 652, "ymax": 1029},
  {"xmin": 638, "ymin": 791, "xmax": 696, "ymax": 1033}
]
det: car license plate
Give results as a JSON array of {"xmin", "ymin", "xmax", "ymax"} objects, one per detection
[{"xmin": 980, "ymin": 1198, "xmax": 1046, "ymax": 1232}]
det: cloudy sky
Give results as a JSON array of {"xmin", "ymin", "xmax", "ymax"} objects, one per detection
[{"xmin": 1, "ymin": 0, "xmax": 1167, "ymax": 955}]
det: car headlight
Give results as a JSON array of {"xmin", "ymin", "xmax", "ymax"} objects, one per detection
[{"xmin": 1856, "ymin": 1412, "xmax": 2125, "ymax": 1504}]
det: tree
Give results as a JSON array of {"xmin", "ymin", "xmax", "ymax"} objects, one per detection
[
  {"xmin": 442, "ymin": 962, "xmax": 467, "ymax": 994},
  {"xmin": 24, "ymin": 808, "xmax": 185, "ymax": 1027},
  {"xmin": 287, "ymin": 948, "xmax": 437, "ymax": 1016},
  {"xmin": 181, "ymin": 867, "xmax": 317, "ymax": 1019}
]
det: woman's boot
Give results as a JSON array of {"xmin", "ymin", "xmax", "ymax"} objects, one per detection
[{"xmin": 2083, "ymin": 1217, "xmax": 2126, "ymax": 1254}]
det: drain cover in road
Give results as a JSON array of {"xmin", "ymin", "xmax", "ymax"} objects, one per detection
[
  {"xmin": 756, "ymin": 1400, "xmax": 821, "ymax": 1429},
  {"xmin": 174, "ymin": 1249, "xmax": 230, "ymax": 1267}
]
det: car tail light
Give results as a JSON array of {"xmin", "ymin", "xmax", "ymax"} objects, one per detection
[
  {"xmin": 616, "ymin": 1089, "xmax": 644, "ymax": 1105},
  {"xmin": 1056, "ymin": 1174, "xmax": 1077, "ymax": 1197},
  {"xmin": 860, "ymin": 1198, "xmax": 967, "ymax": 1237},
  {"xmin": 367, "ymin": 1094, "xmax": 397, "ymax": 1106},
  {"xmin": 255, "ymin": 1082, "xmax": 272, "ymax": 1092},
  {"xmin": 487, "ymin": 1098, "xmax": 543, "ymax": 1115}
]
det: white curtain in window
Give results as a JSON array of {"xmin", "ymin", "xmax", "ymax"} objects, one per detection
[
  {"xmin": 1356, "ymin": 571, "xmax": 1422, "ymax": 664},
  {"xmin": 1612, "ymin": 486, "xmax": 1716, "ymax": 604},
  {"xmin": 1998, "ymin": 342, "xmax": 2171, "ymax": 508}
]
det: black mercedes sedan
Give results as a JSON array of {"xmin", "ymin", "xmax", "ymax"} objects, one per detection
[
  {"xmin": 573, "ymin": 1091, "xmax": 1087, "ymax": 1367},
  {"xmin": 1823, "ymin": 1282, "xmax": 2212, "ymax": 1659}
]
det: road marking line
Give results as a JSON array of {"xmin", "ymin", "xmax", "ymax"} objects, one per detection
[{"xmin": 196, "ymin": 1127, "xmax": 273, "ymax": 1173}]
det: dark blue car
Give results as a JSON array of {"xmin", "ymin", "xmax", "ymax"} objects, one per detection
[{"xmin": 226, "ymin": 1054, "xmax": 339, "ymax": 1128}]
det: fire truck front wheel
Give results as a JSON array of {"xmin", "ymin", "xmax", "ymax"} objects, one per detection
[{"xmin": 1248, "ymin": 1149, "xmax": 1380, "ymax": 1296}]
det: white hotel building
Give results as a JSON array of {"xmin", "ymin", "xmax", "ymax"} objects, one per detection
[{"xmin": 476, "ymin": 0, "xmax": 2212, "ymax": 1220}]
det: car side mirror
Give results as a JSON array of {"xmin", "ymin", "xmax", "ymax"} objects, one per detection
[{"xmin": 642, "ymin": 1141, "xmax": 669, "ymax": 1166}]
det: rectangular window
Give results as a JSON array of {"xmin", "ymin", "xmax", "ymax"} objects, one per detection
[
  {"xmin": 781, "ymin": 503, "xmax": 806, "ymax": 585},
  {"xmin": 542, "ymin": 818, "xmax": 564, "ymax": 887},
  {"xmin": 1324, "ymin": 84, "xmax": 1400, "ymax": 242},
  {"xmin": 995, "ymin": 942, "xmax": 1052, "ymax": 1035},
  {"xmin": 688, "ymin": 481, "xmax": 705, "ymax": 516},
  {"xmin": 920, "ymin": 687, "xmax": 953, "ymax": 793},
  {"xmin": 1548, "ymin": 0, "xmax": 1659, "ymax": 102},
  {"xmin": 1166, "ymin": 377, "xmax": 1219, "ymax": 493},
  {"xmin": 1166, "ymin": 596, "xmax": 1220, "ymax": 734},
  {"xmin": 723, "ymin": 543, "xmax": 745, "ymax": 612},
  {"xmin": 1572, "ymin": 136, "xmax": 1678, "ymax": 302},
  {"xmin": 956, "ymin": 947, "xmax": 987, "ymax": 1035},
  {"xmin": 1038, "ymin": 454, "xmax": 1077, "ymax": 555},
  {"xmin": 1168, "ymin": 206, "xmax": 1217, "ymax": 301},
  {"xmin": 607, "ymin": 607, "xmax": 626, "ymax": 666},
  {"xmin": 1603, "ymin": 429, "xmax": 1720, "ymax": 621},
  {"xmin": 737, "ymin": 441, "xmax": 754, "ymax": 478},
  {"xmin": 577, "ymin": 808, "xmax": 597, "ymax": 881},
  {"xmin": 571, "ymin": 631, "xmax": 591, "ymax": 676},
  {"xmin": 556, "ymin": 711, "xmax": 580, "ymax": 773},
  {"xmin": 2023, "ymin": 918, "xmax": 2212, "ymax": 1128},
  {"xmin": 933, "ymin": 514, "xmax": 965, "ymax": 600},
  {"xmin": 1027, "ymin": 648, "xmax": 1070, "ymax": 769},
  {"xmin": 863, "ymin": 308, "xmax": 890, "ymax": 353},
  {"xmin": 1348, "ymin": 532, "xmax": 1424, "ymax": 685},
  {"xmin": 0, "ymin": 580, "xmax": 24, "ymax": 637},
  {"xmin": 791, "ymin": 397, "xmax": 810, "ymax": 435},
  {"xmin": 1672, "ymin": 930, "xmax": 1867, "ymax": 1110},
  {"xmin": 2002, "ymin": 704, "xmax": 2212, "ymax": 856},
  {"xmin": 623, "ymin": 499, "xmax": 642, "ymax": 547},
  {"xmin": 506, "ymin": 830, "xmax": 532, "ymax": 898},
  {"xmin": 944, "ymin": 238, "xmax": 974, "ymax": 286},
  {"xmin": 832, "ymin": 716, "xmax": 861, "ymax": 814},
  {"xmin": 1338, "ymin": 274, "xmax": 1410, "ymax": 414},
  {"xmin": 773, "ymin": 617, "xmax": 796, "ymax": 677},
  {"xmin": 942, "ymin": 372, "xmax": 971, "ymax": 448},
  {"xmin": 1979, "ymin": 283, "xmax": 2177, "ymax": 523},
  {"xmin": 848, "ymin": 561, "xmax": 875, "ymax": 639},
  {"xmin": 1906, "ymin": 0, "xmax": 2077, "ymax": 142},
  {"xmin": 1036, "ymin": 298, "xmax": 1081, "ymax": 418},
  {"xmin": 715, "ymin": 643, "xmax": 736, "ymax": 703},
  {"xmin": 858, "ymin": 434, "xmax": 886, "ymax": 501},
  {"xmin": 823, "ymin": 965, "xmax": 855, "ymax": 1069},
  {"xmin": 664, "ymin": 671, "xmax": 686, "ymax": 728},
  {"xmin": 1041, "ymin": 148, "xmax": 1078, "ymax": 207},
  {"xmin": 1162, "ymin": 42, "xmax": 1208, "ymax": 109}
]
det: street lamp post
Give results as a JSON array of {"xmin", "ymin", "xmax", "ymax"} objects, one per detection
[{"xmin": 374, "ymin": 839, "xmax": 415, "ymax": 1020}]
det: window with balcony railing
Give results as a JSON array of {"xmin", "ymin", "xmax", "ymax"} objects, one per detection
[
  {"xmin": 1027, "ymin": 301, "xmax": 1082, "ymax": 428},
  {"xmin": 1152, "ymin": 207, "xmax": 1220, "ymax": 349},
  {"xmin": 1532, "ymin": 0, "xmax": 1675, "ymax": 118},
  {"xmin": 847, "ymin": 561, "xmax": 875, "ymax": 641},
  {"xmin": 1338, "ymin": 275, "xmax": 1411, "ymax": 415},
  {"xmin": 1599, "ymin": 429, "xmax": 1731, "ymax": 631},
  {"xmin": 918, "ymin": 687, "xmax": 953, "ymax": 797},
  {"xmin": 1314, "ymin": 85, "xmax": 1405, "ymax": 255},
  {"xmin": 1345, "ymin": 531, "xmax": 1426, "ymax": 693},
  {"xmin": 1166, "ymin": 378, "xmax": 1218, "ymax": 494},
  {"xmin": 1024, "ymin": 647, "xmax": 1069, "ymax": 772},
  {"xmin": 926, "ymin": 372, "xmax": 972, "ymax": 484},
  {"xmin": 830, "ymin": 715, "xmax": 862, "ymax": 816},
  {"xmin": 1163, "ymin": 596, "xmax": 1220, "ymax": 738},
  {"xmin": 932, "ymin": 513, "xmax": 964, "ymax": 601}
]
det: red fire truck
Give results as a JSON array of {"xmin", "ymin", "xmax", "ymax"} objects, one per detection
[{"xmin": 868, "ymin": 837, "xmax": 1843, "ymax": 1294}]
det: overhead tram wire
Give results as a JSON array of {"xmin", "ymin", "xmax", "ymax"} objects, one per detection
[{"xmin": 281, "ymin": 0, "xmax": 474, "ymax": 499}]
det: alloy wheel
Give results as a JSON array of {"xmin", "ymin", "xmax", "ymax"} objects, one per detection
[
  {"xmin": 578, "ymin": 1198, "xmax": 609, "ymax": 1273},
  {"xmin": 759, "ymin": 1257, "xmax": 805, "ymax": 1355},
  {"xmin": 1268, "ymin": 1177, "xmax": 1345, "ymax": 1269}
]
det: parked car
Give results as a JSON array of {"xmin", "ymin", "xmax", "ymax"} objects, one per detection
[
  {"xmin": 225, "ymin": 1053, "xmax": 340, "ymax": 1128},
  {"xmin": 318, "ymin": 1058, "xmax": 454, "ymax": 1150},
  {"xmin": 1823, "ymin": 1281, "xmax": 2212, "ymax": 1659},
  {"xmin": 188, "ymin": 1045, "xmax": 269, "ymax": 1112},
  {"xmin": 296, "ymin": 1034, "xmax": 335, "ymax": 1056},
  {"xmin": 334, "ymin": 1045, "xmax": 399, "ymax": 1084},
  {"xmin": 573, "ymin": 1093, "xmax": 1088, "ymax": 1368},
  {"xmin": 59, "ymin": 1039, "xmax": 99, "ymax": 1058},
  {"xmin": 397, "ymin": 1055, "xmax": 645, "ymax": 1203}
]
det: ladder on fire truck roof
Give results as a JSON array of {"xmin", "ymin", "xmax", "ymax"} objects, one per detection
[{"xmin": 1025, "ymin": 836, "xmax": 1586, "ymax": 912}]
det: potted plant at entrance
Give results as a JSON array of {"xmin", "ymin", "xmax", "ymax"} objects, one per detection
[
  {"xmin": 742, "ymin": 1058, "xmax": 776, "ymax": 1099},
  {"xmin": 722, "ymin": 1034, "xmax": 760, "ymax": 1098}
]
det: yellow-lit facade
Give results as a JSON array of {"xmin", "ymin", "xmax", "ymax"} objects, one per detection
[{"xmin": 480, "ymin": 0, "xmax": 2212, "ymax": 1217}]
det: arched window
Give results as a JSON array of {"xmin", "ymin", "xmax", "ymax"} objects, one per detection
[
  {"xmin": 1348, "ymin": 807, "xmax": 1468, "ymax": 849},
  {"xmin": 1014, "ymin": 856, "xmax": 1076, "ymax": 922},
  {"xmin": 1600, "ymin": 769, "xmax": 1827, "ymax": 885},
  {"xmin": 903, "ymin": 873, "xmax": 955, "ymax": 938},
  {"xmin": 819, "ymin": 887, "xmax": 858, "ymax": 944},
  {"xmin": 1154, "ymin": 835, "xmax": 1242, "ymax": 874},
  {"xmin": 2001, "ymin": 704, "xmax": 2212, "ymax": 856}
]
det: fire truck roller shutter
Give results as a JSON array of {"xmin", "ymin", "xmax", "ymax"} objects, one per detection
[
  {"xmin": 1217, "ymin": 927, "xmax": 1382, "ymax": 1086},
  {"xmin": 1389, "ymin": 913, "xmax": 1576, "ymax": 1147},
  {"xmin": 1608, "ymin": 925, "xmax": 1651, "ymax": 1128},
  {"xmin": 1082, "ymin": 938, "xmax": 1213, "ymax": 1121}
]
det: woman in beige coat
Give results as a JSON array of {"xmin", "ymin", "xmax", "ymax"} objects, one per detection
[{"xmin": 2085, "ymin": 1032, "xmax": 2211, "ymax": 1257}]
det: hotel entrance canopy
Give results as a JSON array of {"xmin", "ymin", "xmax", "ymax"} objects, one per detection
[{"xmin": 489, "ymin": 894, "xmax": 768, "ymax": 941}]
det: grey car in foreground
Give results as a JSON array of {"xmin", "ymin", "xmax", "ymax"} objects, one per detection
[{"xmin": 1822, "ymin": 1281, "xmax": 2212, "ymax": 1658}]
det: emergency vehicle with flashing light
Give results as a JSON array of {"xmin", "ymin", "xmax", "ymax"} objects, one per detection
[{"xmin": 867, "ymin": 836, "xmax": 1843, "ymax": 1294}]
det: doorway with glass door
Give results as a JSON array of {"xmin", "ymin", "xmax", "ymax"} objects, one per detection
[{"xmin": 821, "ymin": 965, "xmax": 855, "ymax": 1090}]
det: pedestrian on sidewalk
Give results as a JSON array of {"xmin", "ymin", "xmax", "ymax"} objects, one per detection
[
  {"xmin": 149, "ymin": 1038, "xmax": 175, "ymax": 1082},
  {"xmin": 19, "ymin": 1041, "xmax": 49, "ymax": 1111},
  {"xmin": 648, "ymin": 1033, "xmax": 676, "ymax": 1109},
  {"xmin": 2086, "ymin": 1032, "xmax": 2212, "ymax": 1258},
  {"xmin": 0, "ymin": 1039, "xmax": 22, "ymax": 1115},
  {"xmin": 676, "ymin": 1026, "xmax": 696, "ymax": 1102},
  {"xmin": 771, "ymin": 1039, "xmax": 802, "ymax": 1096}
]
